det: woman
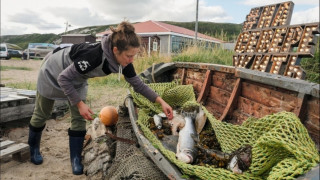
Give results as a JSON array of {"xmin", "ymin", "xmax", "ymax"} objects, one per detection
[{"xmin": 28, "ymin": 21, "xmax": 173, "ymax": 175}]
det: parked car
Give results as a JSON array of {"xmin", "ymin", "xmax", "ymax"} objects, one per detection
[
  {"xmin": 0, "ymin": 43, "xmax": 10, "ymax": 60},
  {"xmin": 22, "ymin": 43, "xmax": 56, "ymax": 60},
  {"xmin": 8, "ymin": 49, "xmax": 23, "ymax": 58}
]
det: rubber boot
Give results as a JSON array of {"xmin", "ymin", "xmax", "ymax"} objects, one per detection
[
  {"xmin": 68, "ymin": 129, "xmax": 86, "ymax": 175},
  {"xmin": 28, "ymin": 124, "xmax": 45, "ymax": 165}
]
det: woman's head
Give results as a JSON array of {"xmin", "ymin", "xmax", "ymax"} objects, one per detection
[{"xmin": 110, "ymin": 21, "xmax": 141, "ymax": 66}]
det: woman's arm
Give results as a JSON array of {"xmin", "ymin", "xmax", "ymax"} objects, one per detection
[
  {"xmin": 57, "ymin": 64, "xmax": 94, "ymax": 120},
  {"xmin": 124, "ymin": 75, "xmax": 173, "ymax": 120},
  {"xmin": 123, "ymin": 64, "xmax": 173, "ymax": 120}
]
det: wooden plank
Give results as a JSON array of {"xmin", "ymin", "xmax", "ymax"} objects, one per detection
[
  {"xmin": 0, "ymin": 94, "xmax": 28, "ymax": 103},
  {"xmin": 17, "ymin": 90, "xmax": 36, "ymax": 98},
  {"xmin": 197, "ymin": 70, "xmax": 212, "ymax": 103},
  {"xmin": 205, "ymin": 100, "xmax": 224, "ymax": 119},
  {"xmin": 241, "ymin": 81, "xmax": 298, "ymax": 110},
  {"xmin": 237, "ymin": 96, "xmax": 275, "ymax": 118},
  {"xmin": 0, "ymin": 143, "xmax": 29, "ymax": 159},
  {"xmin": 219, "ymin": 78, "xmax": 242, "ymax": 121},
  {"xmin": 180, "ymin": 68, "xmax": 186, "ymax": 85},
  {"xmin": 185, "ymin": 78, "xmax": 203, "ymax": 94},
  {"xmin": 212, "ymin": 73, "xmax": 236, "ymax": 92},
  {"xmin": 0, "ymin": 103, "xmax": 35, "ymax": 123},
  {"xmin": 208, "ymin": 86, "xmax": 231, "ymax": 106},
  {"xmin": 0, "ymin": 140, "xmax": 15, "ymax": 150},
  {"xmin": 293, "ymin": 93, "xmax": 307, "ymax": 122}
]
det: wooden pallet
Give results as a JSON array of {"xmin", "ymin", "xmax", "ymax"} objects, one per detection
[
  {"xmin": 0, "ymin": 139, "xmax": 29, "ymax": 162},
  {"xmin": 0, "ymin": 87, "xmax": 69, "ymax": 123}
]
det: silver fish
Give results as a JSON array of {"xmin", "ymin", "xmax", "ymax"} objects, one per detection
[
  {"xmin": 153, "ymin": 114, "xmax": 163, "ymax": 129},
  {"xmin": 176, "ymin": 114, "xmax": 197, "ymax": 164},
  {"xmin": 161, "ymin": 135, "xmax": 179, "ymax": 153},
  {"xmin": 195, "ymin": 105, "xmax": 207, "ymax": 134}
]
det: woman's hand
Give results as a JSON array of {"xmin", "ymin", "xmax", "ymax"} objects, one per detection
[
  {"xmin": 156, "ymin": 97, "xmax": 173, "ymax": 120},
  {"xmin": 77, "ymin": 101, "xmax": 94, "ymax": 120}
]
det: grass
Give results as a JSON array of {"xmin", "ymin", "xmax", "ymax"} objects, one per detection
[
  {"xmin": 0, "ymin": 65, "xmax": 32, "ymax": 71},
  {"xmin": 88, "ymin": 74, "xmax": 127, "ymax": 87},
  {"xmin": 301, "ymin": 48, "xmax": 320, "ymax": 84},
  {"xmin": 172, "ymin": 44, "xmax": 234, "ymax": 65},
  {"xmin": 134, "ymin": 51, "xmax": 172, "ymax": 73},
  {"xmin": 5, "ymin": 81, "xmax": 37, "ymax": 90}
]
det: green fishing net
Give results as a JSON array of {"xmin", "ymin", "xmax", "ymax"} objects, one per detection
[{"xmin": 129, "ymin": 82, "xmax": 319, "ymax": 180}]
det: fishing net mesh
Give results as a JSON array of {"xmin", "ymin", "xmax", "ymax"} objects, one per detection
[
  {"xmin": 107, "ymin": 115, "xmax": 167, "ymax": 179},
  {"xmin": 130, "ymin": 82, "xmax": 319, "ymax": 180}
]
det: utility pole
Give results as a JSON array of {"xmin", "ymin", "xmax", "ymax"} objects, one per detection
[
  {"xmin": 195, "ymin": 0, "xmax": 199, "ymax": 45},
  {"xmin": 65, "ymin": 22, "xmax": 72, "ymax": 34}
]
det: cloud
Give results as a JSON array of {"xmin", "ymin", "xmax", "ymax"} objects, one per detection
[
  {"xmin": 291, "ymin": 6, "xmax": 320, "ymax": 24},
  {"xmin": 1, "ymin": 26, "xmax": 28, "ymax": 36},
  {"xmin": 46, "ymin": 7, "xmax": 108, "ymax": 27},
  {"xmin": 200, "ymin": 5, "xmax": 232, "ymax": 22},
  {"xmin": 88, "ymin": 0, "xmax": 230, "ymax": 23},
  {"xmin": 8, "ymin": 10, "xmax": 62, "ymax": 30},
  {"xmin": 242, "ymin": 0, "xmax": 319, "ymax": 6}
]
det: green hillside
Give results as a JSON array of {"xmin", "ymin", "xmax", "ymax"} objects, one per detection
[
  {"xmin": 164, "ymin": 21, "xmax": 242, "ymax": 41},
  {"xmin": 1, "ymin": 34, "xmax": 60, "ymax": 49},
  {"xmin": 0, "ymin": 21, "xmax": 242, "ymax": 49}
]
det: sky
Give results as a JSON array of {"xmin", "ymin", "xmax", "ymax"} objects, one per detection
[{"xmin": 1, "ymin": 0, "xmax": 319, "ymax": 35}]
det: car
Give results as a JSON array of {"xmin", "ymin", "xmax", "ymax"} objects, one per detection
[
  {"xmin": 0, "ymin": 43, "xmax": 11, "ymax": 60},
  {"xmin": 8, "ymin": 49, "xmax": 23, "ymax": 58},
  {"xmin": 22, "ymin": 43, "xmax": 56, "ymax": 60}
]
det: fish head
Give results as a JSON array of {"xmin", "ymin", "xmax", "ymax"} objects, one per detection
[{"xmin": 176, "ymin": 150, "xmax": 194, "ymax": 163}]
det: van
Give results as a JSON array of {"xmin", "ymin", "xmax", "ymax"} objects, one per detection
[
  {"xmin": 0, "ymin": 43, "xmax": 11, "ymax": 60},
  {"xmin": 22, "ymin": 43, "xmax": 56, "ymax": 60}
]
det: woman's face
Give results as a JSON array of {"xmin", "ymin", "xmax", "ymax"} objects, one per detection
[{"xmin": 113, "ymin": 46, "xmax": 139, "ymax": 67}]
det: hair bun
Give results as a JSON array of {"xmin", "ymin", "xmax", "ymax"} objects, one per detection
[{"xmin": 120, "ymin": 21, "xmax": 135, "ymax": 34}]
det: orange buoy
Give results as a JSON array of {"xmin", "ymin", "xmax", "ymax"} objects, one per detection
[{"xmin": 99, "ymin": 106, "xmax": 118, "ymax": 126}]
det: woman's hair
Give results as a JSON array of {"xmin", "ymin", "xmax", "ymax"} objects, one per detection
[{"xmin": 110, "ymin": 21, "xmax": 141, "ymax": 53}]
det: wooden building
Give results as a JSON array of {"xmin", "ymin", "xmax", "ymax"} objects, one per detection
[
  {"xmin": 96, "ymin": 21, "xmax": 223, "ymax": 56},
  {"xmin": 61, "ymin": 34, "xmax": 96, "ymax": 44}
]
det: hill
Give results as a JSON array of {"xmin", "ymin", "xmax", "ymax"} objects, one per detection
[
  {"xmin": 0, "ymin": 21, "xmax": 242, "ymax": 49},
  {"xmin": 164, "ymin": 21, "xmax": 242, "ymax": 41}
]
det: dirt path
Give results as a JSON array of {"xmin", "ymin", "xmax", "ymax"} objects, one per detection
[{"xmin": 0, "ymin": 59, "xmax": 127, "ymax": 179}]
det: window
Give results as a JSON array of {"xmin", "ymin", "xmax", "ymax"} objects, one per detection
[
  {"xmin": 171, "ymin": 36, "xmax": 193, "ymax": 53},
  {"xmin": 152, "ymin": 42, "xmax": 158, "ymax": 51}
]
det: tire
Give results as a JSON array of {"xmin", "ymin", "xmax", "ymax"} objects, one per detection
[{"xmin": 5, "ymin": 56, "xmax": 11, "ymax": 60}]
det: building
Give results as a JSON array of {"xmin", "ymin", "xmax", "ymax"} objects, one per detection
[
  {"xmin": 61, "ymin": 34, "xmax": 96, "ymax": 44},
  {"xmin": 96, "ymin": 20, "xmax": 224, "ymax": 55}
]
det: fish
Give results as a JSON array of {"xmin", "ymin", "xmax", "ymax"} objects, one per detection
[
  {"xmin": 195, "ymin": 105, "xmax": 207, "ymax": 134},
  {"xmin": 153, "ymin": 112, "xmax": 169, "ymax": 129},
  {"xmin": 227, "ymin": 156, "xmax": 242, "ymax": 174},
  {"xmin": 153, "ymin": 114, "xmax": 163, "ymax": 129},
  {"xmin": 227, "ymin": 145, "xmax": 252, "ymax": 174},
  {"xmin": 170, "ymin": 111, "xmax": 186, "ymax": 135},
  {"xmin": 192, "ymin": 133, "xmax": 232, "ymax": 168},
  {"xmin": 176, "ymin": 112, "xmax": 197, "ymax": 164},
  {"xmin": 192, "ymin": 133, "xmax": 252, "ymax": 173},
  {"xmin": 161, "ymin": 135, "xmax": 179, "ymax": 153}
]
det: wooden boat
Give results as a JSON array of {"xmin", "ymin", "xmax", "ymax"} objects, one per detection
[
  {"xmin": 126, "ymin": 62, "xmax": 319, "ymax": 179},
  {"xmin": 126, "ymin": 1, "xmax": 319, "ymax": 179}
]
